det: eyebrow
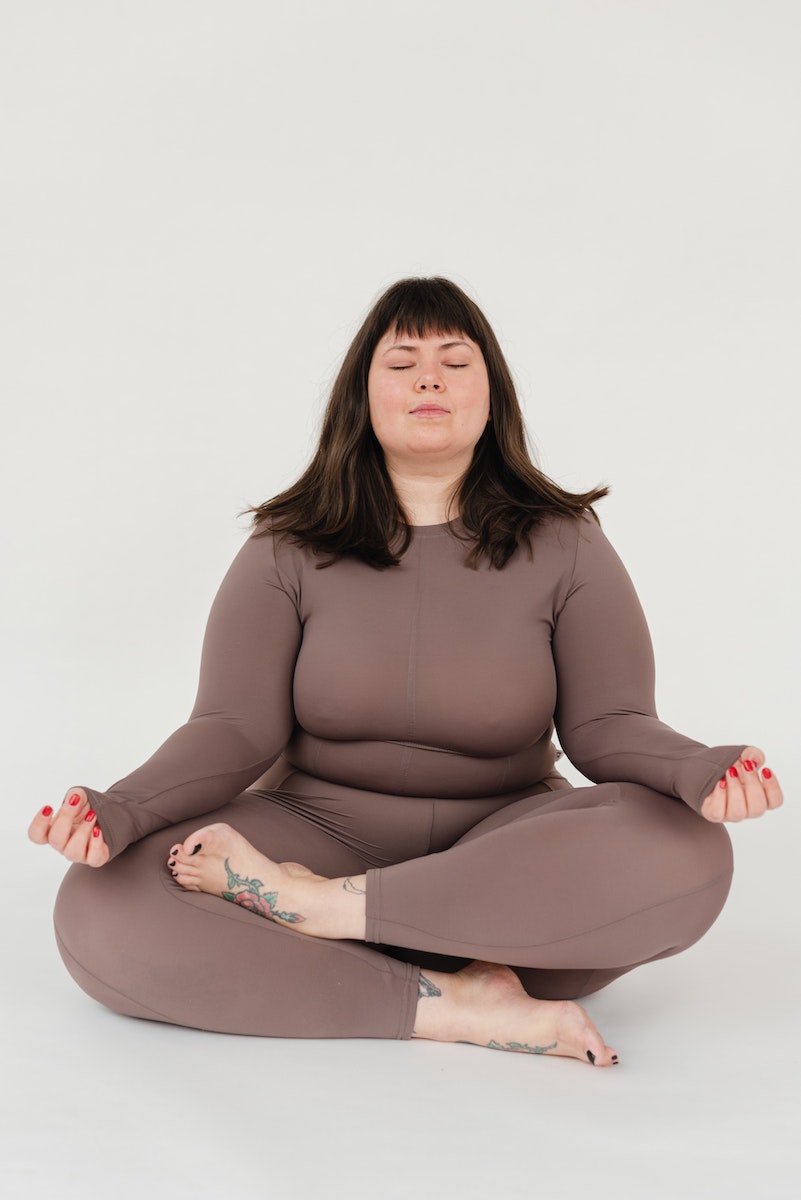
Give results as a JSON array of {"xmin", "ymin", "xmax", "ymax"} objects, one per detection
[{"xmin": 382, "ymin": 340, "xmax": 473, "ymax": 355}]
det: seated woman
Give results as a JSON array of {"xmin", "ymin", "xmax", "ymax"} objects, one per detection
[{"xmin": 28, "ymin": 276, "xmax": 782, "ymax": 1068}]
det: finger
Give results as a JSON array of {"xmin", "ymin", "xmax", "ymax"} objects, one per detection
[
  {"xmin": 722, "ymin": 764, "xmax": 747, "ymax": 822},
  {"xmin": 86, "ymin": 824, "xmax": 111, "ymax": 868},
  {"xmin": 27, "ymin": 804, "xmax": 57, "ymax": 844},
  {"xmin": 61, "ymin": 807, "xmax": 100, "ymax": 864},
  {"xmin": 760, "ymin": 767, "xmax": 784, "ymax": 811},
  {"xmin": 48, "ymin": 789, "xmax": 90, "ymax": 852},
  {"xmin": 740, "ymin": 745, "xmax": 765, "ymax": 770},
  {"xmin": 739, "ymin": 756, "xmax": 768, "ymax": 819},
  {"xmin": 76, "ymin": 810, "xmax": 110, "ymax": 867},
  {"xmin": 701, "ymin": 779, "xmax": 728, "ymax": 823}
]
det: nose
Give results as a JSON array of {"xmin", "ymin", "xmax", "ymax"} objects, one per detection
[{"xmin": 415, "ymin": 372, "xmax": 443, "ymax": 392}]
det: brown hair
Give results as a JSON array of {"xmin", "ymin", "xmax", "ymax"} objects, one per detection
[{"xmin": 241, "ymin": 276, "xmax": 609, "ymax": 569}]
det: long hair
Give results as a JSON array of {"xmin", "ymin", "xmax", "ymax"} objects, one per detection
[{"xmin": 241, "ymin": 277, "xmax": 609, "ymax": 569}]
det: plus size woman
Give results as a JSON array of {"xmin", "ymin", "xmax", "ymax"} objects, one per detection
[{"xmin": 29, "ymin": 276, "xmax": 783, "ymax": 1067}]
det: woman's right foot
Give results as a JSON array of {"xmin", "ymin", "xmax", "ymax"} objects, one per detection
[{"xmin": 412, "ymin": 960, "xmax": 619, "ymax": 1067}]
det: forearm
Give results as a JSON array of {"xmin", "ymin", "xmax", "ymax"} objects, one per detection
[
  {"xmin": 79, "ymin": 717, "xmax": 287, "ymax": 859},
  {"xmin": 560, "ymin": 714, "xmax": 746, "ymax": 813}
]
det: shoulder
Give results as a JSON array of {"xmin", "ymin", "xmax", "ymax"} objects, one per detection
[
  {"xmin": 529, "ymin": 508, "xmax": 607, "ymax": 559},
  {"xmin": 227, "ymin": 523, "xmax": 317, "ymax": 604}
]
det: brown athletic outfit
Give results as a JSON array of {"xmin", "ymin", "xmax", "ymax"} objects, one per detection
[{"xmin": 54, "ymin": 513, "xmax": 742, "ymax": 1037}]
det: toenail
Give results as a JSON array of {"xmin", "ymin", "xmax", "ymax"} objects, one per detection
[
  {"xmin": 168, "ymin": 859, "xmax": 176, "ymax": 867},
  {"xmin": 586, "ymin": 1050, "xmax": 596, "ymax": 1064},
  {"xmin": 191, "ymin": 843, "xmax": 203, "ymax": 855}
]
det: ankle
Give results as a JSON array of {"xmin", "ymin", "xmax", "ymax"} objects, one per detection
[{"xmin": 299, "ymin": 874, "xmax": 367, "ymax": 941}]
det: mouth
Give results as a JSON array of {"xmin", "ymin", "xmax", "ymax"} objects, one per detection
[{"xmin": 411, "ymin": 404, "xmax": 449, "ymax": 415}]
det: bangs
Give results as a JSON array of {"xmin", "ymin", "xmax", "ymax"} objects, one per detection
[{"xmin": 370, "ymin": 277, "xmax": 483, "ymax": 346}]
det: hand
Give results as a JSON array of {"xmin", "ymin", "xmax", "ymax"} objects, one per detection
[
  {"xmin": 27, "ymin": 787, "xmax": 110, "ymax": 866},
  {"xmin": 700, "ymin": 746, "xmax": 783, "ymax": 823}
]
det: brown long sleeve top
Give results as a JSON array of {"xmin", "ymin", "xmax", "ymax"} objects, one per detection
[{"xmin": 80, "ymin": 513, "xmax": 745, "ymax": 861}]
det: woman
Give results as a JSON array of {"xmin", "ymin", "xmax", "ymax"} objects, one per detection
[{"xmin": 29, "ymin": 277, "xmax": 782, "ymax": 1068}]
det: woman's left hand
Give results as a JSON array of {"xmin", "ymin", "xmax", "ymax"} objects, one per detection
[{"xmin": 700, "ymin": 746, "xmax": 784, "ymax": 823}]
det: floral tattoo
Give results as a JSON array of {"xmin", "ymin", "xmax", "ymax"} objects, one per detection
[{"xmin": 221, "ymin": 858, "xmax": 305, "ymax": 924}]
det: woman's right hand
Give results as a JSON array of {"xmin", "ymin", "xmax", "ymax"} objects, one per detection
[{"xmin": 27, "ymin": 788, "xmax": 110, "ymax": 867}]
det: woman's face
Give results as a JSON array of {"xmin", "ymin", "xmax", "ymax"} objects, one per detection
[{"xmin": 367, "ymin": 326, "xmax": 491, "ymax": 472}]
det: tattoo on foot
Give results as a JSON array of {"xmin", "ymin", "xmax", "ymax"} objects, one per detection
[
  {"xmin": 418, "ymin": 972, "xmax": 442, "ymax": 999},
  {"xmin": 342, "ymin": 877, "xmax": 366, "ymax": 895},
  {"xmin": 221, "ymin": 858, "xmax": 305, "ymax": 924},
  {"xmin": 487, "ymin": 1039, "xmax": 557, "ymax": 1055}
]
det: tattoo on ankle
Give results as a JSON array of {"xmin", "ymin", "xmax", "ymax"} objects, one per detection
[
  {"xmin": 418, "ymin": 972, "xmax": 442, "ymax": 999},
  {"xmin": 221, "ymin": 858, "xmax": 305, "ymax": 924},
  {"xmin": 488, "ymin": 1039, "xmax": 557, "ymax": 1055},
  {"xmin": 342, "ymin": 877, "xmax": 366, "ymax": 895}
]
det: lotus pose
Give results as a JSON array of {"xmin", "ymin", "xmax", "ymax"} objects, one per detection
[{"xmin": 29, "ymin": 276, "xmax": 782, "ymax": 1067}]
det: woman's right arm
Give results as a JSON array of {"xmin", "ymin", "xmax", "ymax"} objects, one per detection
[{"xmin": 28, "ymin": 530, "xmax": 303, "ymax": 864}]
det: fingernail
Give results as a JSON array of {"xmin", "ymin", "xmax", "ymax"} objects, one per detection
[
  {"xmin": 191, "ymin": 843, "xmax": 202, "ymax": 855},
  {"xmin": 84, "ymin": 810, "xmax": 96, "ymax": 822},
  {"xmin": 586, "ymin": 1050, "xmax": 596, "ymax": 1064},
  {"xmin": 68, "ymin": 793, "xmax": 81, "ymax": 806},
  {"xmin": 728, "ymin": 766, "xmax": 739, "ymax": 778},
  {"xmin": 762, "ymin": 767, "xmax": 772, "ymax": 780},
  {"xmin": 743, "ymin": 760, "xmax": 754, "ymax": 771},
  {"xmin": 92, "ymin": 826, "xmax": 101, "ymax": 838},
  {"xmin": 41, "ymin": 806, "xmax": 53, "ymax": 817},
  {"xmin": 718, "ymin": 779, "xmax": 727, "ymax": 789}
]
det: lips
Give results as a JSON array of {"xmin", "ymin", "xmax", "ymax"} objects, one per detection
[{"xmin": 411, "ymin": 404, "xmax": 448, "ymax": 414}]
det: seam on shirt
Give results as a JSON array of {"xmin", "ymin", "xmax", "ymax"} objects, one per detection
[{"xmin": 399, "ymin": 538, "xmax": 424, "ymax": 790}]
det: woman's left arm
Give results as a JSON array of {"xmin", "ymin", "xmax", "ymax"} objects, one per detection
[{"xmin": 551, "ymin": 514, "xmax": 783, "ymax": 821}]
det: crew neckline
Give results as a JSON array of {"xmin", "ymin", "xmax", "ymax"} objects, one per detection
[{"xmin": 403, "ymin": 516, "xmax": 464, "ymax": 537}]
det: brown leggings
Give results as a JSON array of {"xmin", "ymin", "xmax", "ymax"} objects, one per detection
[{"xmin": 53, "ymin": 766, "xmax": 733, "ymax": 1039}]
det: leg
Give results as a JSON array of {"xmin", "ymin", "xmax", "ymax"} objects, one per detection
[
  {"xmin": 54, "ymin": 793, "xmax": 419, "ymax": 1038},
  {"xmin": 364, "ymin": 781, "xmax": 733, "ymax": 968},
  {"xmin": 169, "ymin": 781, "xmax": 730, "ymax": 1064},
  {"xmin": 173, "ymin": 781, "xmax": 732, "ymax": 971}
]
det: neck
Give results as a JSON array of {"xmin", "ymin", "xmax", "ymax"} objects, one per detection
[{"xmin": 385, "ymin": 461, "xmax": 464, "ymax": 526}]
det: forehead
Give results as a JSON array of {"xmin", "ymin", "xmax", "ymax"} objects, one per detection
[{"xmin": 376, "ymin": 325, "xmax": 475, "ymax": 350}]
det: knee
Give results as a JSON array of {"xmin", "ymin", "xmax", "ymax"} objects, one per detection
[{"xmin": 53, "ymin": 853, "xmax": 175, "ymax": 1022}]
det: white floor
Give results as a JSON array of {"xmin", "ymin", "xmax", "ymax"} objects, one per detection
[{"xmin": 5, "ymin": 829, "xmax": 799, "ymax": 1200}]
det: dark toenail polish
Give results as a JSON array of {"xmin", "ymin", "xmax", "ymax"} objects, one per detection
[
  {"xmin": 168, "ymin": 859, "xmax": 175, "ymax": 866},
  {"xmin": 191, "ymin": 843, "xmax": 202, "ymax": 855},
  {"xmin": 586, "ymin": 1050, "xmax": 596, "ymax": 1064}
]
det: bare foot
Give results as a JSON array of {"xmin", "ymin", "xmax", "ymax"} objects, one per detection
[
  {"xmin": 413, "ymin": 961, "xmax": 619, "ymax": 1068},
  {"xmin": 168, "ymin": 823, "xmax": 341, "ymax": 934}
]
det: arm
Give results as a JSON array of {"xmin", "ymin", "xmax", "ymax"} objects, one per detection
[
  {"xmin": 57, "ymin": 529, "xmax": 302, "ymax": 860},
  {"xmin": 551, "ymin": 514, "xmax": 745, "ymax": 813}
]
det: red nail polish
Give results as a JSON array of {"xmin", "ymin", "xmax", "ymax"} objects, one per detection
[
  {"xmin": 42, "ymin": 806, "xmax": 53, "ymax": 817},
  {"xmin": 92, "ymin": 826, "xmax": 101, "ymax": 837},
  {"xmin": 68, "ymin": 793, "xmax": 81, "ymax": 806},
  {"xmin": 84, "ymin": 810, "xmax": 96, "ymax": 822},
  {"xmin": 743, "ymin": 760, "xmax": 754, "ymax": 771},
  {"xmin": 718, "ymin": 779, "xmax": 727, "ymax": 789},
  {"xmin": 762, "ymin": 767, "xmax": 772, "ymax": 780},
  {"xmin": 728, "ymin": 766, "xmax": 739, "ymax": 778}
]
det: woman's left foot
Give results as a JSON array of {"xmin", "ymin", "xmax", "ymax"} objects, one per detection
[{"xmin": 169, "ymin": 823, "xmax": 331, "ymax": 932}]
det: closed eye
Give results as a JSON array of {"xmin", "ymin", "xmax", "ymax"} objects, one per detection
[{"xmin": 390, "ymin": 364, "xmax": 469, "ymax": 371}]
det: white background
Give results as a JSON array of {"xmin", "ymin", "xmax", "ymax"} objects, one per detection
[{"xmin": 2, "ymin": 2, "xmax": 799, "ymax": 1197}]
